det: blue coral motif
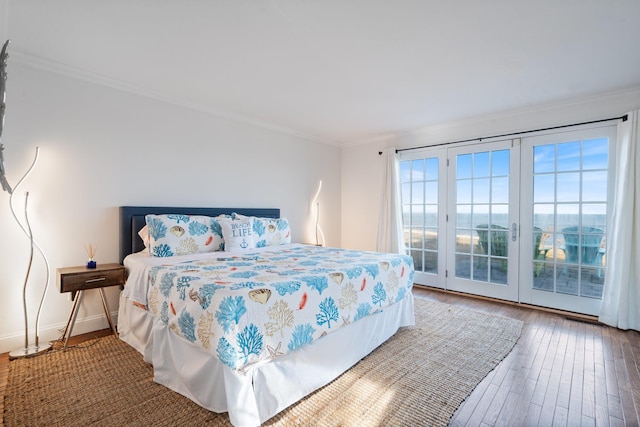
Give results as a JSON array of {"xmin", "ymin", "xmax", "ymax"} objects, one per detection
[
  {"xmin": 148, "ymin": 267, "xmax": 161, "ymax": 285},
  {"xmin": 278, "ymin": 270, "xmax": 304, "ymax": 276},
  {"xmin": 202, "ymin": 265, "xmax": 227, "ymax": 271},
  {"xmin": 146, "ymin": 216, "xmax": 167, "ymax": 240},
  {"xmin": 199, "ymin": 283, "xmax": 224, "ymax": 310},
  {"xmin": 176, "ymin": 276, "xmax": 199, "ymax": 300},
  {"xmin": 390, "ymin": 257, "xmax": 402, "ymax": 267},
  {"xmin": 237, "ymin": 324, "xmax": 263, "ymax": 365},
  {"xmin": 343, "ymin": 251, "xmax": 362, "ymax": 258},
  {"xmin": 188, "ymin": 221, "xmax": 209, "ymax": 236},
  {"xmin": 372, "ymin": 282, "xmax": 387, "ymax": 307},
  {"xmin": 309, "ymin": 268, "xmax": 333, "ymax": 274},
  {"xmin": 344, "ymin": 266, "xmax": 364, "ymax": 279},
  {"xmin": 178, "ymin": 309, "xmax": 196, "ymax": 342},
  {"xmin": 215, "ymin": 296, "xmax": 247, "ymax": 333},
  {"xmin": 288, "ymin": 323, "xmax": 316, "ymax": 351},
  {"xmin": 253, "ymin": 220, "xmax": 266, "ymax": 237},
  {"xmin": 227, "ymin": 262, "xmax": 254, "ymax": 267},
  {"xmin": 210, "ymin": 219, "xmax": 223, "ymax": 237},
  {"xmin": 230, "ymin": 281, "xmax": 264, "ymax": 291},
  {"xmin": 301, "ymin": 276, "xmax": 328, "ymax": 294},
  {"xmin": 160, "ymin": 301, "xmax": 169, "ymax": 324},
  {"xmin": 229, "ymin": 271, "xmax": 259, "ymax": 279},
  {"xmin": 217, "ymin": 337, "xmax": 237, "ymax": 368},
  {"xmin": 354, "ymin": 302, "xmax": 372, "ymax": 321},
  {"xmin": 152, "ymin": 243, "xmax": 173, "ymax": 257},
  {"xmin": 363, "ymin": 263, "xmax": 380, "ymax": 278},
  {"xmin": 167, "ymin": 214, "xmax": 190, "ymax": 224},
  {"xmin": 159, "ymin": 272, "xmax": 178, "ymax": 297},
  {"xmin": 271, "ymin": 281, "xmax": 301, "ymax": 296},
  {"xmin": 277, "ymin": 219, "xmax": 289, "ymax": 231},
  {"xmin": 316, "ymin": 297, "xmax": 339, "ymax": 328}
]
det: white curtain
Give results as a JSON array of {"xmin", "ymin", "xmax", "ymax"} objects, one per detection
[
  {"xmin": 599, "ymin": 110, "xmax": 640, "ymax": 331},
  {"xmin": 377, "ymin": 149, "xmax": 405, "ymax": 254}
]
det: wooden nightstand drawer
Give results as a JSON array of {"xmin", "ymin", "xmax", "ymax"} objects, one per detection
[{"xmin": 57, "ymin": 263, "xmax": 126, "ymax": 294}]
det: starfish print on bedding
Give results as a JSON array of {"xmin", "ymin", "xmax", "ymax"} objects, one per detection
[{"xmin": 267, "ymin": 342, "xmax": 284, "ymax": 359}]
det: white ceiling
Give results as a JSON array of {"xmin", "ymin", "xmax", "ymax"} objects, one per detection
[{"xmin": 3, "ymin": 0, "xmax": 640, "ymax": 145}]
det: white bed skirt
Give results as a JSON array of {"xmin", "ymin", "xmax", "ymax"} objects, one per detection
[{"xmin": 118, "ymin": 292, "xmax": 415, "ymax": 427}]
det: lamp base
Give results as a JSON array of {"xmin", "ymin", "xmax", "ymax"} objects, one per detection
[{"xmin": 9, "ymin": 343, "xmax": 52, "ymax": 359}]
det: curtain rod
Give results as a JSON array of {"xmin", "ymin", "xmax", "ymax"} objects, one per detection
[{"xmin": 395, "ymin": 114, "xmax": 628, "ymax": 154}]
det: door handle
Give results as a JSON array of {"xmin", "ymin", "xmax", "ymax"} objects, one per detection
[{"xmin": 512, "ymin": 223, "xmax": 518, "ymax": 241}]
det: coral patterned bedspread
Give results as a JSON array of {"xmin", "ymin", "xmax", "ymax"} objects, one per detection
[{"xmin": 141, "ymin": 244, "xmax": 414, "ymax": 371}]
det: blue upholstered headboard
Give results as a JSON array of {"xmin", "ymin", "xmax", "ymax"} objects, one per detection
[{"xmin": 119, "ymin": 206, "xmax": 280, "ymax": 264}]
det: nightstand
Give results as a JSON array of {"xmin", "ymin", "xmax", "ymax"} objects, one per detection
[{"xmin": 57, "ymin": 263, "xmax": 125, "ymax": 349}]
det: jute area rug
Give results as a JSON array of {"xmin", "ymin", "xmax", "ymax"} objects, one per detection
[{"xmin": 3, "ymin": 298, "xmax": 522, "ymax": 427}]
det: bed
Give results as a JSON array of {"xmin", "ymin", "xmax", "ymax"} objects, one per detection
[{"xmin": 117, "ymin": 206, "xmax": 415, "ymax": 427}]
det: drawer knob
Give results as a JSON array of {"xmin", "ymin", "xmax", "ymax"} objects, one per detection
[{"xmin": 85, "ymin": 277, "xmax": 106, "ymax": 284}]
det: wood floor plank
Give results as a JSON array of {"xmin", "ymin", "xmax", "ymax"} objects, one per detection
[
  {"xmin": 524, "ymin": 402, "xmax": 542, "ymax": 425},
  {"xmin": 621, "ymin": 340, "xmax": 640, "ymax": 423},
  {"xmin": 493, "ymin": 390, "xmax": 520, "ymax": 427},
  {"xmin": 610, "ymin": 415, "xmax": 626, "ymax": 427},
  {"xmin": 482, "ymin": 365, "xmax": 518, "ymax": 425},
  {"xmin": 614, "ymin": 338, "xmax": 639, "ymax": 425},
  {"xmin": 470, "ymin": 382, "xmax": 501, "ymax": 426},
  {"xmin": 507, "ymin": 376, "xmax": 537, "ymax": 426},
  {"xmin": 606, "ymin": 393, "xmax": 623, "ymax": 422},
  {"xmin": 538, "ymin": 384, "xmax": 560, "ymax": 426},
  {"xmin": 580, "ymin": 414, "xmax": 596, "ymax": 427},
  {"xmin": 553, "ymin": 404, "xmax": 569, "ymax": 426}
]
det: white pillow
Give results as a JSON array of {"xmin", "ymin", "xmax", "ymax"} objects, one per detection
[
  {"xmin": 219, "ymin": 217, "xmax": 256, "ymax": 251},
  {"xmin": 138, "ymin": 225, "xmax": 149, "ymax": 248}
]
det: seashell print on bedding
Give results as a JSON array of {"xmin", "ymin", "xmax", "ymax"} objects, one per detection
[
  {"xmin": 170, "ymin": 225, "xmax": 185, "ymax": 237},
  {"xmin": 249, "ymin": 288, "xmax": 271, "ymax": 304}
]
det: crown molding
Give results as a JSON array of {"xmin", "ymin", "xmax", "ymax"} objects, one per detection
[
  {"xmin": 344, "ymin": 85, "xmax": 640, "ymax": 148},
  {"xmin": 409, "ymin": 86, "xmax": 640, "ymax": 137},
  {"xmin": 10, "ymin": 50, "xmax": 342, "ymax": 147}
]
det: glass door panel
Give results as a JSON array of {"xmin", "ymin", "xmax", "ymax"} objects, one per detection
[
  {"xmin": 447, "ymin": 140, "xmax": 519, "ymax": 301},
  {"xmin": 520, "ymin": 126, "xmax": 615, "ymax": 315},
  {"xmin": 400, "ymin": 151, "xmax": 447, "ymax": 287}
]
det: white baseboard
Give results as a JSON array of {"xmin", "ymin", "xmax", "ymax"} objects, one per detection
[{"xmin": 0, "ymin": 311, "xmax": 118, "ymax": 354}]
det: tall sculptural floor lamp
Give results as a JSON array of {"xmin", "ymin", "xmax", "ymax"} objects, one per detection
[
  {"xmin": 0, "ymin": 40, "xmax": 51, "ymax": 358},
  {"xmin": 4, "ymin": 147, "xmax": 51, "ymax": 358}
]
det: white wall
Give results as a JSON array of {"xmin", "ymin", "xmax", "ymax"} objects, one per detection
[
  {"xmin": 0, "ymin": 63, "xmax": 341, "ymax": 353},
  {"xmin": 341, "ymin": 88, "xmax": 640, "ymax": 252}
]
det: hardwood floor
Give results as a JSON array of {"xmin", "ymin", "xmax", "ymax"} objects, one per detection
[
  {"xmin": 412, "ymin": 286, "xmax": 640, "ymax": 427},
  {"xmin": 1, "ymin": 288, "xmax": 638, "ymax": 426}
]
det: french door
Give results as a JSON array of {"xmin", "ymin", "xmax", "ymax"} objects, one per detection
[
  {"xmin": 445, "ymin": 140, "xmax": 520, "ymax": 301},
  {"xmin": 401, "ymin": 139, "xmax": 520, "ymax": 300},
  {"xmin": 400, "ymin": 124, "xmax": 616, "ymax": 315},
  {"xmin": 519, "ymin": 126, "xmax": 616, "ymax": 315}
]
